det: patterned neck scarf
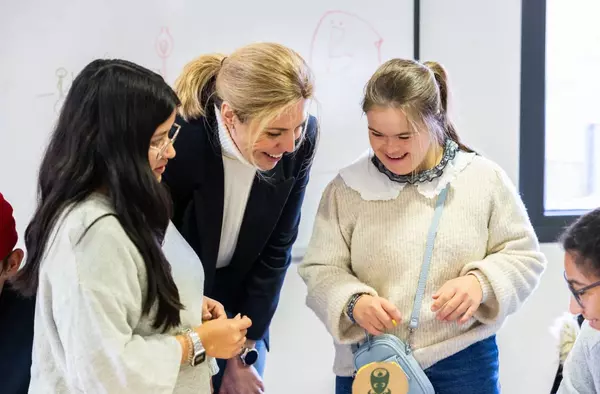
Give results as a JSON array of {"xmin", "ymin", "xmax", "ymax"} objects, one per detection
[{"xmin": 371, "ymin": 139, "xmax": 459, "ymax": 184}]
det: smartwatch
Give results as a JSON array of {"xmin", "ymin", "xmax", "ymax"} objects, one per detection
[
  {"xmin": 183, "ymin": 328, "xmax": 206, "ymax": 366},
  {"xmin": 239, "ymin": 347, "xmax": 259, "ymax": 367}
]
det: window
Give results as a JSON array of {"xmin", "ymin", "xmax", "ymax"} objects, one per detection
[{"xmin": 520, "ymin": 0, "xmax": 600, "ymax": 242}]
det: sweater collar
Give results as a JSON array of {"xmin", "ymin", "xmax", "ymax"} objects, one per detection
[
  {"xmin": 339, "ymin": 149, "xmax": 476, "ymax": 201},
  {"xmin": 214, "ymin": 105, "xmax": 254, "ymax": 168}
]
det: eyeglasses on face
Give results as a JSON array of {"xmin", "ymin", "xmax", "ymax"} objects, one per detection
[
  {"xmin": 564, "ymin": 271, "xmax": 600, "ymax": 308},
  {"xmin": 151, "ymin": 123, "xmax": 180, "ymax": 160}
]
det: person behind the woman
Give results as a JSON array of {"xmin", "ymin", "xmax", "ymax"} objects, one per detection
[
  {"xmin": 162, "ymin": 42, "xmax": 317, "ymax": 393},
  {"xmin": 13, "ymin": 59, "xmax": 251, "ymax": 394},
  {"xmin": 298, "ymin": 59, "xmax": 546, "ymax": 394},
  {"xmin": 0, "ymin": 192, "xmax": 35, "ymax": 394},
  {"xmin": 557, "ymin": 207, "xmax": 600, "ymax": 393}
]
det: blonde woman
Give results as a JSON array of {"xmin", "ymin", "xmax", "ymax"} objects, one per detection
[
  {"xmin": 163, "ymin": 42, "xmax": 317, "ymax": 393},
  {"xmin": 298, "ymin": 59, "xmax": 546, "ymax": 394}
]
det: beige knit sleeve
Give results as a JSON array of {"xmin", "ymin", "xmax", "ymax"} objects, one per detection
[
  {"xmin": 459, "ymin": 165, "xmax": 547, "ymax": 324},
  {"xmin": 298, "ymin": 177, "xmax": 378, "ymax": 344}
]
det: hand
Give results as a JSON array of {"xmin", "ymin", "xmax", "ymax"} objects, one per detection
[
  {"xmin": 218, "ymin": 357, "xmax": 264, "ymax": 394},
  {"xmin": 352, "ymin": 295, "xmax": 402, "ymax": 336},
  {"xmin": 203, "ymin": 296, "xmax": 226, "ymax": 321},
  {"xmin": 431, "ymin": 275, "xmax": 483, "ymax": 324},
  {"xmin": 196, "ymin": 314, "xmax": 252, "ymax": 359}
]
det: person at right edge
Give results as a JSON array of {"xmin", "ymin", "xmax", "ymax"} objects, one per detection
[
  {"xmin": 557, "ymin": 207, "xmax": 600, "ymax": 393},
  {"xmin": 298, "ymin": 59, "xmax": 547, "ymax": 394}
]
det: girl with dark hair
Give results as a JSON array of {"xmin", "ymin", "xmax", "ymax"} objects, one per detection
[
  {"xmin": 13, "ymin": 59, "xmax": 251, "ymax": 393},
  {"xmin": 557, "ymin": 207, "xmax": 600, "ymax": 393}
]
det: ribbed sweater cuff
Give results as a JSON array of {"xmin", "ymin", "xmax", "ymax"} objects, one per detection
[{"xmin": 467, "ymin": 270, "xmax": 493, "ymax": 304}]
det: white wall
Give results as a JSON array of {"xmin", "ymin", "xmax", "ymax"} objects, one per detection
[
  {"xmin": 267, "ymin": 1, "xmax": 573, "ymax": 393},
  {"xmin": 0, "ymin": 0, "xmax": 414, "ymax": 259}
]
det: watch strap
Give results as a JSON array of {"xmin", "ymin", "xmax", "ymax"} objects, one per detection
[
  {"xmin": 188, "ymin": 330, "xmax": 205, "ymax": 366},
  {"xmin": 182, "ymin": 328, "xmax": 206, "ymax": 367}
]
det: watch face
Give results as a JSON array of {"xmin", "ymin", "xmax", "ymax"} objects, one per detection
[
  {"xmin": 194, "ymin": 352, "xmax": 206, "ymax": 365},
  {"xmin": 243, "ymin": 349, "xmax": 259, "ymax": 365}
]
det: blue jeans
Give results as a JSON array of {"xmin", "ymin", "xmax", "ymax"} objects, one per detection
[{"xmin": 335, "ymin": 336, "xmax": 500, "ymax": 394}]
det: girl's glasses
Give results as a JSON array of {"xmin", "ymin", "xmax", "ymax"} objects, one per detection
[{"xmin": 151, "ymin": 123, "xmax": 180, "ymax": 160}]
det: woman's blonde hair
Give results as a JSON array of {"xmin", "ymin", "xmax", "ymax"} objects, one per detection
[
  {"xmin": 175, "ymin": 42, "xmax": 315, "ymax": 164},
  {"xmin": 362, "ymin": 58, "xmax": 471, "ymax": 152}
]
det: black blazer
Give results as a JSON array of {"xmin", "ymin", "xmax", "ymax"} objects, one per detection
[{"xmin": 162, "ymin": 110, "xmax": 317, "ymax": 343}]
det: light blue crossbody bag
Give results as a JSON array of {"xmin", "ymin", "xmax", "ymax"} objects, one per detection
[{"xmin": 352, "ymin": 184, "xmax": 449, "ymax": 394}]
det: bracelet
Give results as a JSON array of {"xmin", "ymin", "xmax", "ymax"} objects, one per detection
[
  {"xmin": 182, "ymin": 328, "xmax": 194, "ymax": 365},
  {"xmin": 346, "ymin": 293, "xmax": 368, "ymax": 324}
]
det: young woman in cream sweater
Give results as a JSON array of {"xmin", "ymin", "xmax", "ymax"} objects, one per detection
[{"xmin": 299, "ymin": 59, "xmax": 546, "ymax": 394}]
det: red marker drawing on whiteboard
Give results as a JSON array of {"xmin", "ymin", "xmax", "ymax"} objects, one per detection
[
  {"xmin": 309, "ymin": 10, "xmax": 384, "ymax": 74},
  {"xmin": 155, "ymin": 27, "xmax": 174, "ymax": 79}
]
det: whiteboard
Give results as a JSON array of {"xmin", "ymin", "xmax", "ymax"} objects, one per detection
[{"xmin": 0, "ymin": 0, "xmax": 413, "ymax": 256}]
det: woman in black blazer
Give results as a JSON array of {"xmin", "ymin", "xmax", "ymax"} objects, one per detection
[{"xmin": 162, "ymin": 42, "xmax": 317, "ymax": 393}]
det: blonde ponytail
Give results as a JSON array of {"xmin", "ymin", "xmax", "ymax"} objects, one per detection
[
  {"xmin": 174, "ymin": 53, "xmax": 226, "ymax": 121},
  {"xmin": 174, "ymin": 43, "xmax": 315, "ymax": 168}
]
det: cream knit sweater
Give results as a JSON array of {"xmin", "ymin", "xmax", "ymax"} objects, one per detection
[{"xmin": 298, "ymin": 151, "xmax": 546, "ymax": 377}]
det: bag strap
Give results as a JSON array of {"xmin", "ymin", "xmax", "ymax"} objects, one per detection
[
  {"xmin": 405, "ymin": 184, "xmax": 449, "ymax": 352},
  {"xmin": 353, "ymin": 185, "xmax": 450, "ymax": 355}
]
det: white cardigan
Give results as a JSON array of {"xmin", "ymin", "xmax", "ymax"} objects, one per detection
[{"xmin": 28, "ymin": 194, "xmax": 217, "ymax": 393}]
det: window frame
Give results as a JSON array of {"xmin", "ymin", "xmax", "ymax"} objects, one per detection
[{"xmin": 519, "ymin": 0, "xmax": 589, "ymax": 243}]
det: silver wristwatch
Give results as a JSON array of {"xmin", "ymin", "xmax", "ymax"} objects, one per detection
[
  {"xmin": 183, "ymin": 329, "xmax": 206, "ymax": 366},
  {"xmin": 239, "ymin": 347, "xmax": 259, "ymax": 367}
]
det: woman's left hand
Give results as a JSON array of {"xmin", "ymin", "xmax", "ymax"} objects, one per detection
[
  {"xmin": 203, "ymin": 296, "xmax": 227, "ymax": 321},
  {"xmin": 431, "ymin": 275, "xmax": 483, "ymax": 324}
]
